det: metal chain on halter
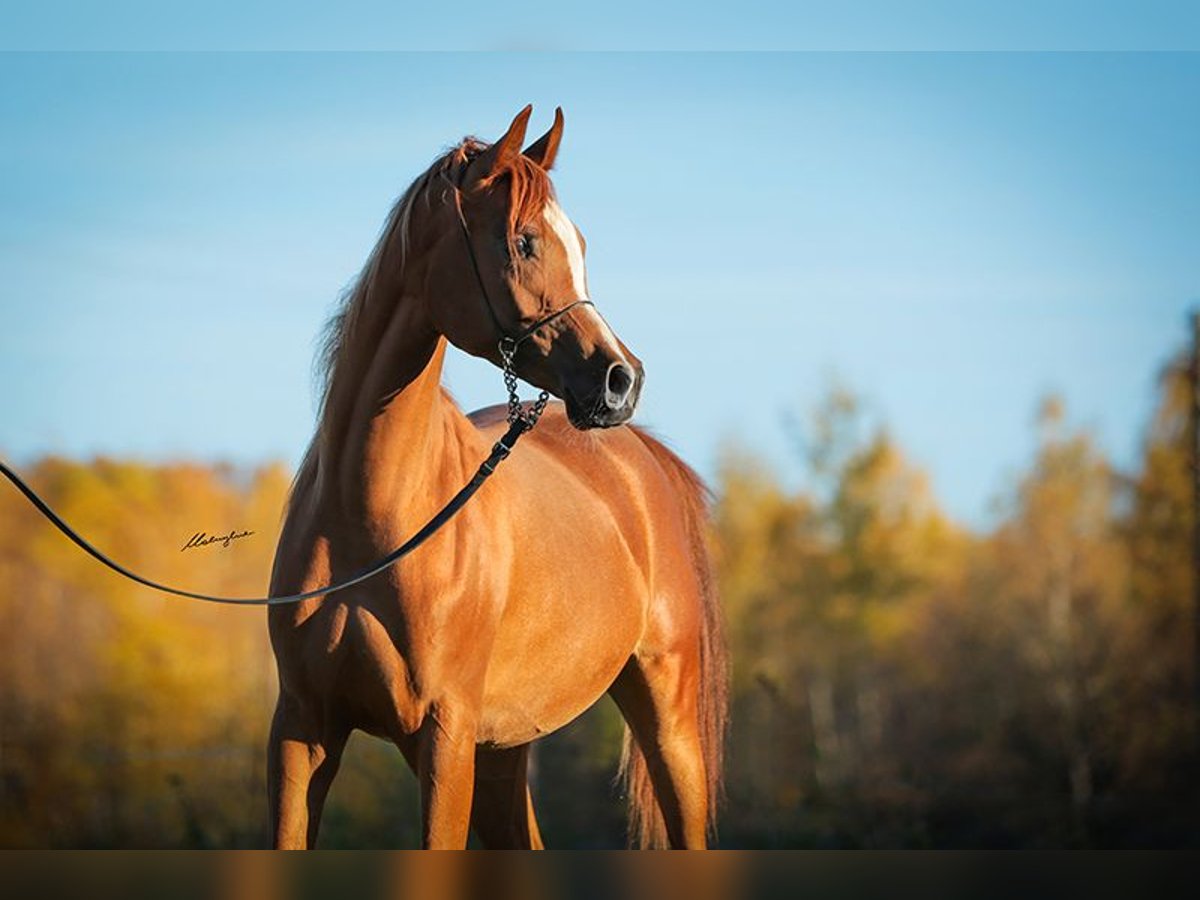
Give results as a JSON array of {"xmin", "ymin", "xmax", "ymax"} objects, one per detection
[{"xmin": 499, "ymin": 336, "xmax": 550, "ymax": 428}]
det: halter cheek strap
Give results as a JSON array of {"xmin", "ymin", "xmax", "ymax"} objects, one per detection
[{"xmin": 446, "ymin": 178, "xmax": 594, "ymax": 427}]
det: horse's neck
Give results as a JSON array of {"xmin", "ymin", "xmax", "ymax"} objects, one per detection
[{"xmin": 319, "ymin": 295, "xmax": 477, "ymax": 532}]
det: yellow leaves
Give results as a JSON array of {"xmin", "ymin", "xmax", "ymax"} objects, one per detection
[
  {"xmin": 0, "ymin": 336, "xmax": 1194, "ymax": 847},
  {"xmin": 0, "ymin": 457, "xmax": 288, "ymax": 846},
  {"xmin": 714, "ymin": 372, "xmax": 1194, "ymax": 845}
]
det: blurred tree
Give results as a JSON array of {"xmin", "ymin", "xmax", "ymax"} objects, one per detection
[
  {"xmin": 717, "ymin": 386, "xmax": 966, "ymax": 846},
  {"xmin": 976, "ymin": 397, "xmax": 1128, "ymax": 844},
  {"xmin": 1117, "ymin": 353, "xmax": 1196, "ymax": 811}
]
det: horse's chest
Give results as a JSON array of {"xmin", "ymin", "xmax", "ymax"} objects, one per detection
[{"xmin": 312, "ymin": 577, "xmax": 498, "ymax": 716}]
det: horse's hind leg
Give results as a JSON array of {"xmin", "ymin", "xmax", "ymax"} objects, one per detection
[
  {"xmin": 470, "ymin": 744, "xmax": 545, "ymax": 849},
  {"xmin": 267, "ymin": 693, "xmax": 348, "ymax": 849},
  {"xmin": 610, "ymin": 649, "xmax": 708, "ymax": 849}
]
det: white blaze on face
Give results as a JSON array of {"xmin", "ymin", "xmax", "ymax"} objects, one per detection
[
  {"xmin": 542, "ymin": 199, "xmax": 627, "ymax": 362},
  {"xmin": 543, "ymin": 199, "xmax": 589, "ymax": 302}
]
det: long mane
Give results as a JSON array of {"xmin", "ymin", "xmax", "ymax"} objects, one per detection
[
  {"xmin": 289, "ymin": 135, "xmax": 553, "ymax": 503},
  {"xmin": 313, "ymin": 139, "xmax": 468, "ymax": 424}
]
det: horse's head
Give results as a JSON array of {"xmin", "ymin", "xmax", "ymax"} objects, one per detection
[{"xmin": 425, "ymin": 106, "xmax": 643, "ymax": 430}]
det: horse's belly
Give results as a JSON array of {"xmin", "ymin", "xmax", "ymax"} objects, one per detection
[
  {"xmin": 476, "ymin": 659, "xmax": 629, "ymax": 748},
  {"xmin": 475, "ymin": 589, "xmax": 643, "ymax": 747}
]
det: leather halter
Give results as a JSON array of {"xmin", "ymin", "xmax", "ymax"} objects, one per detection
[{"xmin": 446, "ymin": 175, "xmax": 594, "ymax": 363}]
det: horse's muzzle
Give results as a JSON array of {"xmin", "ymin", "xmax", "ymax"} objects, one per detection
[{"xmin": 565, "ymin": 360, "xmax": 644, "ymax": 429}]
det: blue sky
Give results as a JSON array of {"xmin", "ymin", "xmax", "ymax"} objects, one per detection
[
  {"xmin": 1, "ymin": 52, "xmax": 1197, "ymax": 526},
  {"xmin": 2, "ymin": 3, "xmax": 1198, "ymax": 50}
]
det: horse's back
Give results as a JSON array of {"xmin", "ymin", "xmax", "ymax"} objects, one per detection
[{"xmin": 467, "ymin": 401, "xmax": 707, "ymax": 526}]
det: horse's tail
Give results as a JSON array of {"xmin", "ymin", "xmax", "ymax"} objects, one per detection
[{"xmin": 619, "ymin": 430, "xmax": 729, "ymax": 848}]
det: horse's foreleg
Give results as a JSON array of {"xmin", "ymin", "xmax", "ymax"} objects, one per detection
[
  {"xmin": 303, "ymin": 729, "xmax": 348, "ymax": 848},
  {"xmin": 470, "ymin": 744, "xmax": 545, "ymax": 849},
  {"xmin": 267, "ymin": 694, "xmax": 347, "ymax": 849},
  {"xmin": 611, "ymin": 652, "xmax": 708, "ymax": 849},
  {"xmin": 267, "ymin": 696, "xmax": 317, "ymax": 849},
  {"xmin": 417, "ymin": 704, "xmax": 478, "ymax": 849}
]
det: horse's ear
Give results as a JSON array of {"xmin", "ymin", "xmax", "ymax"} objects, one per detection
[
  {"xmin": 523, "ymin": 106, "xmax": 564, "ymax": 170},
  {"xmin": 466, "ymin": 105, "xmax": 533, "ymax": 186}
]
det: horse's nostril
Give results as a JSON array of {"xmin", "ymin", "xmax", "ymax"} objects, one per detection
[{"xmin": 604, "ymin": 362, "xmax": 635, "ymax": 409}]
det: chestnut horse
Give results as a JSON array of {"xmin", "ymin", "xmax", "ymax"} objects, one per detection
[{"xmin": 267, "ymin": 106, "xmax": 727, "ymax": 849}]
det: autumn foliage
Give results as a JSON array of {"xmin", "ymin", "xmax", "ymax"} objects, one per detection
[{"xmin": 0, "ymin": 343, "xmax": 1196, "ymax": 847}]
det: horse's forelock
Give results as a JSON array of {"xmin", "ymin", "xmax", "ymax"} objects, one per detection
[{"xmin": 495, "ymin": 153, "xmax": 555, "ymax": 232}]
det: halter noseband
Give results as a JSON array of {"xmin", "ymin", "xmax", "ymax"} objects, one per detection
[{"xmin": 446, "ymin": 175, "xmax": 593, "ymax": 428}]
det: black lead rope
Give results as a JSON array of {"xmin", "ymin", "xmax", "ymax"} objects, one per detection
[
  {"xmin": 1, "ymin": 175, "xmax": 597, "ymax": 607},
  {"xmin": 0, "ymin": 419, "xmax": 530, "ymax": 607}
]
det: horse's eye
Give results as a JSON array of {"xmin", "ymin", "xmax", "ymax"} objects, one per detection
[{"xmin": 515, "ymin": 233, "xmax": 535, "ymax": 260}]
